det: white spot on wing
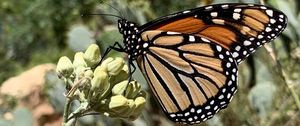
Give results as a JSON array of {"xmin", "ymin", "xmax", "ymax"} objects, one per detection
[
  {"xmin": 183, "ymin": 10, "xmax": 191, "ymax": 14},
  {"xmin": 190, "ymin": 108, "xmax": 195, "ymax": 113},
  {"xmin": 197, "ymin": 109, "xmax": 202, "ymax": 113},
  {"xmin": 212, "ymin": 19, "xmax": 225, "ymax": 25},
  {"xmin": 279, "ymin": 18, "xmax": 284, "ymax": 22},
  {"xmin": 232, "ymin": 52, "xmax": 239, "ymax": 58},
  {"xmin": 255, "ymin": 42, "xmax": 260, "ymax": 45},
  {"xmin": 221, "ymin": 5, "xmax": 229, "ymax": 9},
  {"xmin": 231, "ymin": 75, "xmax": 236, "ymax": 81},
  {"xmin": 232, "ymin": 68, "xmax": 237, "ymax": 73},
  {"xmin": 184, "ymin": 112, "xmax": 190, "ymax": 116},
  {"xmin": 266, "ymin": 10, "xmax": 273, "ymax": 17},
  {"xmin": 205, "ymin": 6, "xmax": 213, "ymax": 10},
  {"xmin": 243, "ymin": 40, "xmax": 251, "ymax": 46},
  {"xmin": 279, "ymin": 15, "xmax": 284, "ymax": 18},
  {"xmin": 235, "ymin": 46, "xmax": 241, "ymax": 51},
  {"xmin": 143, "ymin": 43, "xmax": 149, "ymax": 48},
  {"xmin": 233, "ymin": 13, "xmax": 241, "ymax": 20},
  {"xmin": 227, "ymin": 93, "xmax": 232, "ymax": 99},
  {"xmin": 205, "ymin": 106, "xmax": 210, "ymax": 109},
  {"xmin": 201, "ymin": 115, "xmax": 205, "ymax": 119},
  {"xmin": 166, "ymin": 31, "xmax": 179, "ymax": 35},
  {"xmin": 265, "ymin": 27, "xmax": 272, "ymax": 32},
  {"xmin": 170, "ymin": 114, "xmax": 176, "ymax": 118},
  {"xmin": 228, "ymin": 80, "xmax": 232, "ymax": 86},
  {"xmin": 226, "ymin": 63, "xmax": 231, "ymax": 68},
  {"xmin": 201, "ymin": 37, "xmax": 210, "ymax": 42},
  {"xmin": 218, "ymin": 95, "xmax": 224, "ymax": 99},
  {"xmin": 216, "ymin": 45, "xmax": 222, "ymax": 52},
  {"xmin": 270, "ymin": 18, "xmax": 276, "ymax": 24},
  {"xmin": 271, "ymin": 33, "xmax": 275, "ymax": 37},
  {"xmin": 210, "ymin": 12, "xmax": 218, "ymax": 17},
  {"xmin": 260, "ymin": 6, "xmax": 267, "ymax": 9},
  {"xmin": 234, "ymin": 8, "xmax": 242, "ymax": 12},
  {"xmin": 194, "ymin": 116, "xmax": 198, "ymax": 119},
  {"xmin": 219, "ymin": 54, "xmax": 224, "ymax": 59},
  {"xmin": 189, "ymin": 36, "xmax": 195, "ymax": 42}
]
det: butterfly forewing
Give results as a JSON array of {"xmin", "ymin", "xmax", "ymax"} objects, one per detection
[
  {"xmin": 137, "ymin": 31, "xmax": 238, "ymax": 124},
  {"xmin": 140, "ymin": 4, "xmax": 287, "ymax": 64}
]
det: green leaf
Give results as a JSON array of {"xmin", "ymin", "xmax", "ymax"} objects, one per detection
[{"xmin": 12, "ymin": 108, "xmax": 33, "ymax": 126}]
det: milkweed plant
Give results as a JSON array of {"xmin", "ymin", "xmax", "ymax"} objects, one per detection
[{"xmin": 56, "ymin": 44, "xmax": 147, "ymax": 126}]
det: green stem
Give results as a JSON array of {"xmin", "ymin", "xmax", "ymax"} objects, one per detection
[
  {"xmin": 62, "ymin": 98, "xmax": 72, "ymax": 125},
  {"xmin": 263, "ymin": 43, "xmax": 300, "ymax": 111},
  {"xmin": 283, "ymin": 71, "xmax": 300, "ymax": 110}
]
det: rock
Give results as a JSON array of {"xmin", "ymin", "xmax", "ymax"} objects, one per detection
[{"xmin": 0, "ymin": 63, "xmax": 56, "ymax": 98}]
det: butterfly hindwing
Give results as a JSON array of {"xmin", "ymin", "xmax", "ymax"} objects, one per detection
[{"xmin": 136, "ymin": 30, "xmax": 238, "ymax": 124}]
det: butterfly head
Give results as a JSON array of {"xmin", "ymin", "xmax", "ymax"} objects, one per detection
[
  {"xmin": 117, "ymin": 19, "xmax": 143, "ymax": 60},
  {"xmin": 117, "ymin": 19, "xmax": 139, "ymax": 35}
]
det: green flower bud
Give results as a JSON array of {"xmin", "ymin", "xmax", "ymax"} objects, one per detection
[
  {"xmin": 73, "ymin": 52, "xmax": 87, "ymax": 68},
  {"xmin": 107, "ymin": 57, "xmax": 125, "ymax": 76},
  {"xmin": 109, "ymin": 68, "xmax": 129, "ymax": 86},
  {"xmin": 122, "ymin": 64, "xmax": 129, "ymax": 74},
  {"xmin": 84, "ymin": 44, "xmax": 101, "ymax": 67},
  {"xmin": 123, "ymin": 99, "xmax": 136, "ymax": 116},
  {"xmin": 56, "ymin": 56, "xmax": 74, "ymax": 78},
  {"xmin": 109, "ymin": 95, "xmax": 129, "ymax": 113},
  {"xmin": 134, "ymin": 97, "xmax": 146, "ymax": 108},
  {"xmin": 100, "ymin": 57, "xmax": 114, "ymax": 68},
  {"xmin": 129, "ymin": 96, "xmax": 146, "ymax": 120},
  {"xmin": 84, "ymin": 69, "xmax": 93, "ymax": 79},
  {"xmin": 74, "ymin": 66, "xmax": 86, "ymax": 78},
  {"xmin": 125, "ymin": 81, "xmax": 141, "ymax": 99},
  {"xmin": 91, "ymin": 70, "xmax": 109, "ymax": 93},
  {"xmin": 94, "ymin": 65, "xmax": 108, "ymax": 75},
  {"xmin": 112, "ymin": 80, "xmax": 128, "ymax": 95}
]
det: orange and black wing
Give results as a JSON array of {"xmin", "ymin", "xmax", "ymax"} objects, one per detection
[
  {"xmin": 140, "ymin": 3, "xmax": 287, "ymax": 64},
  {"xmin": 126, "ymin": 3, "xmax": 288, "ymax": 125},
  {"xmin": 137, "ymin": 30, "xmax": 238, "ymax": 124}
]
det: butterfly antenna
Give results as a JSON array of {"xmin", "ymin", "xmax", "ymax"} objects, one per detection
[
  {"xmin": 99, "ymin": 0, "xmax": 125, "ymax": 19},
  {"xmin": 81, "ymin": 13, "xmax": 123, "ymax": 19}
]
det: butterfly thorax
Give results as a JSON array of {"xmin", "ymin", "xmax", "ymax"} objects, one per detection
[{"xmin": 118, "ymin": 19, "xmax": 146, "ymax": 60}]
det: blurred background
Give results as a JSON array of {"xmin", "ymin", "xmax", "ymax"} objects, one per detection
[{"xmin": 0, "ymin": 0, "xmax": 299, "ymax": 126}]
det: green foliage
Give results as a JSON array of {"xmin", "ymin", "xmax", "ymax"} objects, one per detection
[
  {"xmin": 0, "ymin": 0, "xmax": 97, "ymax": 83},
  {"xmin": 0, "ymin": 108, "xmax": 33, "ymax": 126}
]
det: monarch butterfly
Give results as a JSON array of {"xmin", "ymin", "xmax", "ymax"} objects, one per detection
[{"xmin": 103, "ymin": 3, "xmax": 287, "ymax": 124}]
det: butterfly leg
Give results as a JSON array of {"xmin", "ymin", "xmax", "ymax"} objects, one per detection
[
  {"xmin": 123, "ymin": 60, "xmax": 137, "ymax": 95},
  {"xmin": 94, "ymin": 42, "xmax": 124, "ymax": 68},
  {"xmin": 127, "ymin": 60, "xmax": 137, "ymax": 82}
]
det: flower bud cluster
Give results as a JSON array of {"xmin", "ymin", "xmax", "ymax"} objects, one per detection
[{"xmin": 56, "ymin": 44, "xmax": 146, "ymax": 121}]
